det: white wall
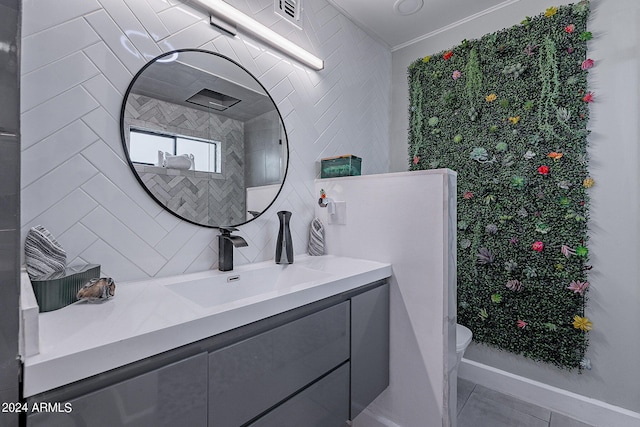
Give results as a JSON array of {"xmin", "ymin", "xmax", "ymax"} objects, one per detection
[
  {"xmin": 315, "ymin": 170, "xmax": 457, "ymax": 427},
  {"xmin": 20, "ymin": 0, "xmax": 390, "ymax": 281},
  {"xmin": 390, "ymin": 0, "xmax": 640, "ymax": 414}
]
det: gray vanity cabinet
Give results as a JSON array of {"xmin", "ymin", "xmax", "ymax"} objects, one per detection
[
  {"xmin": 26, "ymin": 281, "xmax": 389, "ymax": 427},
  {"xmin": 351, "ymin": 282, "xmax": 390, "ymax": 418},
  {"xmin": 208, "ymin": 302, "xmax": 350, "ymax": 426},
  {"xmin": 27, "ymin": 352, "xmax": 208, "ymax": 427}
]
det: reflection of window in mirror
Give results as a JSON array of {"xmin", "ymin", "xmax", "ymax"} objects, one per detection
[
  {"xmin": 129, "ymin": 130, "xmax": 173, "ymax": 164},
  {"xmin": 129, "ymin": 128, "xmax": 222, "ymax": 173}
]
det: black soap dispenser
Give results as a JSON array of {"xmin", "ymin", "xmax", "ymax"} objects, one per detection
[{"xmin": 275, "ymin": 211, "xmax": 293, "ymax": 264}]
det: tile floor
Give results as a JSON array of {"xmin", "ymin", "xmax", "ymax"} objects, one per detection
[{"xmin": 457, "ymin": 378, "xmax": 597, "ymax": 427}]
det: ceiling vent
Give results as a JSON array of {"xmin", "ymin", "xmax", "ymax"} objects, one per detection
[
  {"xmin": 275, "ymin": 0, "xmax": 302, "ymax": 29},
  {"xmin": 186, "ymin": 89, "xmax": 240, "ymax": 111}
]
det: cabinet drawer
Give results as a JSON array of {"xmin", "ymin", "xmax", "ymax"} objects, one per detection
[
  {"xmin": 249, "ymin": 363, "xmax": 350, "ymax": 427},
  {"xmin": 27, "ymin": 353, "xmax": 208, "ymax": 427},
  {"xmin": 209, "ymin": 301, "xmax": 350, "ymax": 427}
]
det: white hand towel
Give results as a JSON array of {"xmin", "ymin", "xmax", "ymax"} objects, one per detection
[{"xmin": 162, "ymin": 152, "xmax": 194, "ymax": 170}]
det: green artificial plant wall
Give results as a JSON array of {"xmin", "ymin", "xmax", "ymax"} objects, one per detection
[{"xmin": 408, "ymin": 1, "xmax": 593, "ymax": 369}]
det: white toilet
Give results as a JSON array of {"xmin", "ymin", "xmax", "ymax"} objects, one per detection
[{"xmin": 456, "ymin": 324, "xmax": 473, "ymax": 367}]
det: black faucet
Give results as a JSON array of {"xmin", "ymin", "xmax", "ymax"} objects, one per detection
[{"xmin": 218, "ymin": 227, "xmax": 248, "ymax": 271}]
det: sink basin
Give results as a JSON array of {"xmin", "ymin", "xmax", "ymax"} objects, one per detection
[{"xmin": 166, "ymin": 264, "xmax": 330, "ymax": 308}]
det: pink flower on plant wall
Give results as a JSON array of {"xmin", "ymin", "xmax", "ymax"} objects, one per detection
[
  {"xmin": 538, "ymin": 165, "xmax": 550, "ymax": 175},
  {"xmin": 581, "ymin": 58, "xmax": 594, "ymax": 70},
  {"xmin": 412, "ymin": 155, "xmax": 420, "ymax": 165},
  {"xmin": 567, "ymin": 280, "xmax": 589, "ymax": 295},
  {"xmin": 582, "ymin": 92, "xmax": 594, "ymax": 103},
  {"xmin": 532, "ymin": 241, "xmax": 544, "ymax": 252},
  {"xmin": 452, "ymin": 70, "xmax": 462, "ymax": 80},
  {"xmin": 443, "ymin": 51, "xmax": 453, "ymax": 60},
  {"xmin": 565, "ymin": 24, "xmax": 575, "ymax": 33},
  {"xmin": 517, "ymin": 319, "xmax": 528, "ymax": 329},
  {"xmin": 561, "ymin": 245, "xmax": 576, "ymax": 258}
]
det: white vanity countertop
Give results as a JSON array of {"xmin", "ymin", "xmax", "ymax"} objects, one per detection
[{"xmin": 22, "ymin": 255, "xmax": 391, "ymax": 397}]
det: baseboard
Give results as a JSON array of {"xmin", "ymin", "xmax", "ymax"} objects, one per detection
[
  {"xmin": 351, "ymin": 406, "xmax": 404, "ymax": 427},
  {"xmin": 459, "ymin": 358, "xmax": 640, "ymax": 427}
]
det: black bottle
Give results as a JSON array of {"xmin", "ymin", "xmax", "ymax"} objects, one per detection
[{"xmin": 275, "ymin": 211, "xmax": 293, "ymax": 264}]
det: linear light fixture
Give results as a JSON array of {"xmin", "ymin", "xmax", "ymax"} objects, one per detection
[{"xmin": 189, "ymin": 0, "xmax": 324, "ymax": 70}]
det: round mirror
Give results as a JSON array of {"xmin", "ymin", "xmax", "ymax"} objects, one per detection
[{"xmin": 120, "ymin": 49, "xmax": 288, "ymax": 228}]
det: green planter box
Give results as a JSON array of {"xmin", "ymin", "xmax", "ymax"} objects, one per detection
[
  {"xmin": 30, "ymin": 264, "xmax": 101, "ymax": 312},
  {"xmin": 321, "ymin": 155, "xmax": 362, "ymax": 178}
]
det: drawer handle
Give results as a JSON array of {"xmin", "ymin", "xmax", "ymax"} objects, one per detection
[{"xmin": 227, "ymin": 275, "xmax": 240, "ymax": 283}]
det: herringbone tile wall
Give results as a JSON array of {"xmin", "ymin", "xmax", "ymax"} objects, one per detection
[
  {"xmin": 20, "ymin": 0, "xmax": 391, "ymax": 281},
  {"xmin": 125, "ymin": 93, "xmax": 247, "ymax": 226}
]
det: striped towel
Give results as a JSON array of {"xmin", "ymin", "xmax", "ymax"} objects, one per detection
[
  {"xmin": 308, "ymin": 218, "xmax": 325, "ymax": 256},
  {"xmin": 25, "ymin": 225, "xmax": 67, "ymax": 279}
]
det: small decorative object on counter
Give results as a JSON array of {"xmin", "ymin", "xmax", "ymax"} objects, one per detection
[
  {"xmin": 308, "ymin": 218, "xmax": 325, "ymax": 256},
  {"xmin": 25, "ymin": 225, "xmax": 67, "ymax": 279},
  {"xmin": 77, "ymin": 278, "xmax": 116, "ymax": 302},
  {"xmin": 30, "ymin": 264, "xmax": 101, "ymax": 312},
  {"xmin": 320, "ymin": 154, "xmax": 362, "ymax": 178},
  {"xmin": 275, "ymin": 211, "xmax": 293, "ymax": 264}
]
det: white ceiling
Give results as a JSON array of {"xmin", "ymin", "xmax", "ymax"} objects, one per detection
[{"xmin": 325, "ymin": 0, "xmax": 515, "ymax": 50}]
